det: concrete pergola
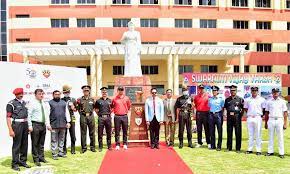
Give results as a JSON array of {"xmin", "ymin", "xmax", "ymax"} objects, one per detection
[{"xmin": 19, "ymin": 44, "xmax": 248, "ymax": 96}]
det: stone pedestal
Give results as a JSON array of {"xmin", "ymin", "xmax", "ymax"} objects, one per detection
[{"xmin": 114, "ymin": 76, "xmax": 151, "ymax": 147}]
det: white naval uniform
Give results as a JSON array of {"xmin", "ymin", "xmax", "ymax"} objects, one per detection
[
  {"xmin": 265, "ymin": 97, "xmax": 287, "ymax": 155},
  {"xmin": 244, "ymin": 96, "xmax": 265, "ymax": 152}
]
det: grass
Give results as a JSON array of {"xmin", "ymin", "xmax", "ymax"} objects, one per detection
[
  {"xmin": 1, "ymin": 122, "xmax": 290, "ymax": 174},
  {"xmin": 175, "ymin": 122, "xmax": 290, "ymax": 174}
]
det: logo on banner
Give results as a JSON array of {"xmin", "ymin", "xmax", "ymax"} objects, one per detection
[
  {"xmin": 26, "ymin": 68, "xmax": 37, "ymax": 79},
  {"xmin": 135, "ymin": 117, "xmax": 142, "ymax": 126},
  {"xmin": 134, "ymin": 107, "xmax": 143, "ymax": 116},
  {"xmin": 42, "ymin": 70, "xmax": 51, "ymax": 78}
]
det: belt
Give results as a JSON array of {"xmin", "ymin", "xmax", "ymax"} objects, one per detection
[
  {"xmin": 115, "ymin": 114, "xmax": 127, "ymax": 117},
  {"xmin": 99, "ymin": 114, "xmax": 110, "ymax": 118},
  {"xmin": 210, "ymin": 111, "xmax": 222, "ymax": 114},
  {"xmin": 248, "ymin": 115, "xmax": 261, "ymax": 118},
  {"xmin": 32, "ymin": 121, "xmax": 45, "ymax": 125},
  {"xmin": 269, "ymin": 117, "xmax": 283, "ymax": 120},
  {"xmin": 13, "ymin": 118, "xmax": 27, "ymax": 122}
]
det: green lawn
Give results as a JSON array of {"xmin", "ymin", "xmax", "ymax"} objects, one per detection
[{"xmin": 1, "ymin": 122, "xmax": 290, "ymax": 174}]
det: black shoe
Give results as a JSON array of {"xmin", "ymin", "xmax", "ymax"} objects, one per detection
[
  {"xmin": 108, "ymin": 147, "xmax": 112, "ymax": 151},
  {"xmin": 265, "ymin": 153, "xmax": 274, "ymax": 156},
  {"xmin": 19, "ymin": 162, "xmax": 31, "ymax": 168},
  {"xmin": 155, "ymin": 145, "xmax": 160, "ymax": 149},
  {"xmin": 12, "ymin": 165, "xmax": 20, "ymax": 171},
  {"xmin": 150, "ymin": 145, "xmax": 155, "ymax": 149},
  {"xmin": 279, "ymin": 155, "xmax": 285, "ymax": 159},
  {"xmin": 91, "ymin": 149, "xmax": 96, "ymax": 152},
  {"xmin": 188, "ymin": 143, "xmax": 194, "ymax": 148},
  {"xmin": 179, "ymin": 143, "xmax": 183, "ymax": 149},
  {"xmin": 225, "ymin": 149, "xmax": 232, "ymax": 152},
  {"xmin": 256, "ymin": 152, "xmax": 262, "ymax": 156},
  {"xmin": 217, "ymin": 148, "xmax": 221, "ymax": 151},
  {"xmin": 99, "ymin": 148, "xmax": 102, "ymax": 152},
  {"xmin": 40, "ymin": 159, "xmax": 48, "ymax": 163},
  {"xmin": 58, "ymin": 154, "xmax": 67, "ymax": 158},
  {"xmin": 71, "ymin": 151, "xmax": 76, "ymax": 154},
  {"xmin": 52, "ymin": 156, "xmax": 58, "ymax": 160},
  {"xmin": 246, "ymin": 151, "xmax": 253, "ymax": 154},
  {"xmin": 82, "ymin": 149, "xmax": 87, "ymax": 153},
  {"xmin": 34, "ymin": 162, "xmax": 41, "ymax": 166}
]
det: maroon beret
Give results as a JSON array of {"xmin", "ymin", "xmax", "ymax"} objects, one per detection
[{"xmin": 13, "ymin": 88, "xmax": 24, "ymax": 95}]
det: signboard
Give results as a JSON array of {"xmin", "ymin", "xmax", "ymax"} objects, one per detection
[
  {"xmin": 0, "ymin": 62, "xmax": 87, "ymax": 158},
  {"xmin": 183, "ymin": 73, "xmax": 282, "ymax": 99}
]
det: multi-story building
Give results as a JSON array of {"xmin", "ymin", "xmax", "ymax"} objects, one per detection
[
  {"xmin": 6, "ymin": 0, "xmax": 290, "ymax": 96},
  {"xmin": 0, "ymin": 0, "xmax": 7, "ymax": 61}
]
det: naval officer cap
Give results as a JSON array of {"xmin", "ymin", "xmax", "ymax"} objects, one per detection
[
  {"xmin": 229, "ymin": 85, "xmax": 238, "ymax": 91},
  {"xmin": 272, "ymin": 88, "xmax": 280, "ymax": 93},
  {"xmin": 250, "ymin": 86, "xmax": 259, "ymax": 91},
  {"xmin": 211, "ymin": 86, "xmax": 219, "ymax": 91},
  {"xmin": 181, "ymin": 85, "xmax": 188, "ymax": 91},
  {"xmin": 198, "ymin": 84, "xmax": 204, "ymax": 89}
]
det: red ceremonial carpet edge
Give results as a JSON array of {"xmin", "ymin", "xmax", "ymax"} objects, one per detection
[{"xmin": 98, "ymin": 142, "xmax": 193, "ymax": 174}]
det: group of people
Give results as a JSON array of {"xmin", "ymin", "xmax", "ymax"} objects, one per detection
[{"xmin": 6, "ymin": 83, "xmax": 288, "ymax": 171}]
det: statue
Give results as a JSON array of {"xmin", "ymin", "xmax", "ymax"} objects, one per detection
[
  {"xmin": 135, "ymin": 90, "xmax": 144, "ymax": 103},
  {"xmin": 121, "ymin": 21, "xmax": 142, "ymax": 77}
]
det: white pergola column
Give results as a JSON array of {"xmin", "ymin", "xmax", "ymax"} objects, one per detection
[
  {"xmin": 167, "ymin": 54, "xmax": 173, "ymax": 90},
  {"xmin": 173, "ymin": 54, "xmax": 179, "ymax": 95},
  {"xmin": 239, "ymin": 53, "xmax": 245, "ymax": 73},
  {"xmin": 23, "ymin": 52, "xmax": 29, "ymax": 63},
  {"xmin": 90, "ymin": 54, "xmax": 97, "ymax": 97},
  {"xmin": 96, "ymin": 54, "xmax": 102, "ymax": 97}
]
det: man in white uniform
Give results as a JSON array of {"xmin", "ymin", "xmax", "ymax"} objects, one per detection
[
  {"xmin": 244, "ymin": 86, "xmax": 265, "ymax": 155},
  {"xmin": 265, "ymin": 88, "xmax": 288, "ymax": 158}
]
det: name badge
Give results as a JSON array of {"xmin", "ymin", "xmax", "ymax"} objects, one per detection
[{"xmin": 230, "ymin": 112, "xmax": 235, "ymax": 116}]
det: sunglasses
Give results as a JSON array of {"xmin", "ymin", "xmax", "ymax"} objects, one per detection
[{"xmin": 152, "ymin": 92, "xmax": 157, "ymax": 94}]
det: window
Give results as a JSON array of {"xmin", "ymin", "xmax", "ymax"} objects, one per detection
[
  {"xmin": 141, "ymin": 65, "xmax": 158, "ymax": 74},
  {"xmin": 51, "ymin": 19, "xmax": 69, "ymax": 28},
  {"xmin": 81, "ymin": 42, "xmax": 95, "ymax": 45},
  {"xmin": 151, "ymin": 85, "xmax": 165, "ymax": 94},
  {"xmin": 0, "ymin": 0, "xmax": 7, "ymax": 61},
  {"xmin": 179, "ymin": 65, "xmax": 193, "ymax": 74},
  {"xmin": 174, "ymin": 0, "xmax": 192, "ymax": 5},
  {"xmin": 107, "ymin": 85, "xmax": 115, "ymax": 96},
  {"xmin": 288, "ymin": 44, "xmax": 290, "ymax": 52},
  {"xmin": 199, "ymin": 0, "xmax": 216, "ymax": 5},
  {"xmin": 257, "ymin": 43, "xmax": 271, "ymax": 52},
  {"xmin": 256, "ymin": 21, "xmax": 271, "ymax": 30},
  {"xmin": 233, "ymin": 43, "xmax": 249, "ymax": 50},
  {"xmin": 234, "ymin": 65, "xmax": 250, "ymax": 73},
  {"xmin": 140, "ymin": 0, "xmax": 158, "ymax": 4},
  {"xmin": 200, "ymin": 42, "xmax": 217, "ymax": 45},
  {"xmin": 77, "ymin": 0, "xmax": 95, "ymax": 4},
  {"xmin": 288, "ymin": 87, "xmax": 290, "ymax": 95},
  {"xmin": 77, "ymin": 19, "xmax": 95, "ymax": 27},
  {"xmin": 140, "ymin": 19, "xmax": 158, "ymax": 27},
  {"xmin": 16, "ymin": 38, "xmax": 30, "ymax": 42},
  {"xmin": 51, "ymin": 42, "xmax": 67, "ymax": 45},
  {"xmin": 51, "ymin": 0, "xmax": 69, "ymax": 4},
  {"xmin": 232, "ymin": 0, "xmax": 248, "ymax": 7},
  {"xmin": 15, "ymin": 14, "xmax": 30, "ymax": 18},
  {"xmin": 201, "ymin": 65, "xmax": 218, "ymax": 73},
  {"xmin": 112, "ymin": 42, "xmax": 121, "ymax": 44},
  {"xmin": 287, "ymin": 0, "xmax": 290, "ymax": 8},
  {"xmin": 112, "ymin": 0, "xmax": 131, "ymax": 4},
  {"xmin": 200, "ymin": 19, "xmax": 217, "ymax": 28},
  {"xmin": 257, "ymin": 66, "xmax": 272, "ymax": 73},
  {"xmin": 255, "ymin": 0, "xmax": 270, "ymax": 8},
  {"xmin": 288, "ymin": 66, "xmax": 290, "ymax": 74},
  {"xmin": 233, "ymin": 20, "xmax": 248, "ymax": 29},
  {"xmin": 113, "ymin": 66, "xmax": 125, "ymax": 75},
  {"xmin": 175, "ymin": 19, "xmax": 192, "ymax": 28},
  {"xmin": 287, "ymin": 22, "xmax": 290, "ymax": 30},
  {"xmin": 175, "ymin": 42, "xmax": 193, "ymax": 44},
  {"xmin": 113, "ymin": 19, "xmax": 131, "ymax": 27},
  {"xmin": 77, "ymin": 66, "xmax": 91, "ymax": 75},
  {"xmin": 142, "ymin": 42, "xmax": 158, "ymax": 44}
]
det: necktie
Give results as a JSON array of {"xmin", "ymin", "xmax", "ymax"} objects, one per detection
[
  {"xmin": 153, "ymin": 98, "xmax": 156, "ymax": 115},
  {"xmin": 40, "ymin": 101, "xmax": 45, "ymax": 122}
]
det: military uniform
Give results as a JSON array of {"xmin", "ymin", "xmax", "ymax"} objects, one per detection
[
  {"xmin": 224, "ymin": 85, "xmax": 244, "ymax": 151},
  {"xmin": 76, "ymin": 85, "xmax": 96, "ymax": 153},
  {"xmin": 6, "ymin": 88, "xmax": 30, "ymax": 171},
  {"xmin": 95, "ymin": 87, "xmax": 112, "ymax": 151},
  {"xmin": 175, "ymin": 87, "xmax": 193, "ymax": 148},
  {"xmin": 62, "ymin": 96, "xmax": 77, "ymax": 154}
]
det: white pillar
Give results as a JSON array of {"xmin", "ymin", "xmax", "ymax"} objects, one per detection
[
  {"xmin": 23, "ymin": 52, "xmax": 29, "ymax": 63},
  {"xmin": 173, "ymin": 54, "xmax": 179, "ymax": 95},
  {"xmin": 239, "ymin": 53, "xmax": 245, "ymax": 73},
  {"xmin": 167, "ymin": 54, "xmax": 173, "ymax": 90},
  {"xmin": 96, "ymin": 54, "xmax": 102, "ymax": 97},
  {"xmin": 90, "ymin": 54, "xmax": 97, "ymax": 97}
]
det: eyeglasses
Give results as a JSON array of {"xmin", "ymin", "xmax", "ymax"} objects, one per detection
[{"xmin": 152, "ymin": 92, "xmax": 157, "ymax": 94}]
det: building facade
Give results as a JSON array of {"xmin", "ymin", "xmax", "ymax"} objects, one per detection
[
  {"xmin": 7, "ymin": 0, "xmax": 290, "ymax": 96},
  {"xmin": 0, "ymin": 0, "xmax": 7, "ymax": 61}
]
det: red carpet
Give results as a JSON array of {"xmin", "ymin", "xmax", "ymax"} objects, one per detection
[{"xmin": 98, "ymin": 143, "xmax": 193, "ymax": 174}]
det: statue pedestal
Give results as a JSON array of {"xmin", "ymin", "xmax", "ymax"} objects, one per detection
[{"xmin": 114, "ymin": 76, "xmax": 151, "ymax": 147}]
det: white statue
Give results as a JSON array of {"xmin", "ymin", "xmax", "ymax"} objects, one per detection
[{"xmin": 121, "ymin": 21, "xmax": 142, "ymax": 77}]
